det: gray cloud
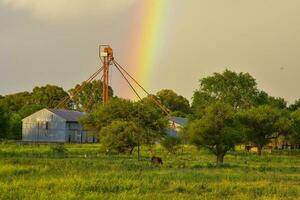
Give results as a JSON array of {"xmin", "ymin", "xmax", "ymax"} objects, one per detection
[{"xmin": 1, "ymin": 0, "xmax": 136, "ymax": 20}]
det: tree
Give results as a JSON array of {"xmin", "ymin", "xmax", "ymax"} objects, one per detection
[
  {"xmin": 0, "ymin": 102, "xmax": 11, "ymax": 139},
  {"xmin": 80, "ymin": 98, "xmax": 168, "ymax": 148},
  {"xmin": 290, "ymin": 109, "xmax": 300, "ymax": 144},
  {"xmin": 31, "ymin": 85, "xmax": 70, "ymax": 108},
  {"xmin": 80, "ymin": 98, "xmax": 135, "ymax": 133},
  {"xmin": 238, "ymin": 105, "xmax": 293, "ymax": 155},
  {"xmin": 289, "ymin": 99, "xmax": 300, "ymax": 111},
  {"xmin": 18, "ymin": 104, "xmax": 45, "ymax": 118},
  {"xmin": 191, "ymin": 91, "xmax": 214, "ymax": 119},
  {"xmin": 195, "ymin": 70, "xmax": 259, "ymax": 110},
  {"xmin": 7, "ymin": 113, "xmax": 22, "ymax": 139},
  {"xmin": 254, "ymin": 91, "xmax": 287, "ymax": 109},
  {"xmin": 0, "ymin": 92, "xmax": 31, "ymax": 112},
  {"xmin": 156, "ymin": 89, "xmax": 191, "ymax": 117},
  {"xmin": 267, "ymin": 97, "xmax": 287, "ymax": 109},
  {"xmin": 134, "ymin": 100, "xmax": 168, "ymax": 146},
  {"xmin": 188, "ymin": 102, "xmax": 244, "ymax": 164},
  {"xmin": 191, "ymin": 70, "xmax": 287, "ymax": 119},
  {"xmin": 69, "ymin": 80, "xmax": 113, "ymax": 112},
  {"xmin": 100, "ymin": 121, "xmax": 141, "ymax": 154},
  {"xmin": 161, "ymin": 135, "xmax": 181, "ymax": 154}
]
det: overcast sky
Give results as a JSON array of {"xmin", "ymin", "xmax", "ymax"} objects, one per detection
[{"xmin": 1, "ymin": 0, "xmax": 300, "ymax": 103}]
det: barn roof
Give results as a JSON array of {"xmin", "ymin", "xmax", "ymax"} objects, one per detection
[
  {"xmin": 48, "ymin": 109, "xmax": 85, "ymax": 122},
  {"xmin": 168, "ymin": 116, "xmax": 188, "ymax": 126}
]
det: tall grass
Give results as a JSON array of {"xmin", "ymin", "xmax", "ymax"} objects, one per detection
[{"xmin": 0, "ymin": 143, "xmax": 299, "ymax": 200}]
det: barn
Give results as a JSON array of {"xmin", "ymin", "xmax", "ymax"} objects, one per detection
[
  {"xmin": 167, "ymin": 116, "xmax": 188, "ymax": 137},
  {"xmin": 22, "ymin": 109, "xmax": 95, "ymax": 143}
]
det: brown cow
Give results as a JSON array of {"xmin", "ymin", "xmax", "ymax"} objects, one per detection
[
  {"xmin": 151, "ymin": 156, "xmax": 163, "ymax": 165},
  {"xmin": 245, "ymin": 145, "xmax": 252, "ymax": 152}
]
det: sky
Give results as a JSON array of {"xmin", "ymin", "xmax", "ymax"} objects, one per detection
[{"xmin": 1, "ymin": 0, "xmax": 300, "ymax": 103}]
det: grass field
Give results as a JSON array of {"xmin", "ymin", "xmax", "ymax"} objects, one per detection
[{"xmin": 0, "ymin": 143, "xmax": 299, "ymax": 200}]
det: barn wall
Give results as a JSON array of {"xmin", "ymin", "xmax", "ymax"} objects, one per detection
[
  {"xmin": 66, "ymin": 122, "xmax": 96, "ymax": 143},
  {"xmin": 22, "ymin": 109, "xmax": 67, "ymax": 142}
]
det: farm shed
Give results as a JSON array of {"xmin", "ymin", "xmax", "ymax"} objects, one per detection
[
  {"xmin": 22, "ymin": 109, "xmax": 95, "ymax": 143},
  {"xmin": 167, "ymin": 117, "xmax": 188, "ymax": 137}
]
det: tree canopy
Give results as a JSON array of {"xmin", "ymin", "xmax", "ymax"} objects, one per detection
[
  {"xmin": 0, "ymin": 102, "xmax": 11, "ymax": 139},
  {"xmin": 188, "ymin": 102, "xmax": 244, "ymax": 164},
  {"xmin": 100, "ymin": 120, "xmax": 141, "ymax": 154},
  {"xmin": 290, "ymin": 109, "xmax": 300, "ymax": 144},
  {"xmin": 196, "ymin": 70, "xmax": 259, "ymax": 108},
  {"xmin": 31, "ymin": 85, "xmax": 70, "ymax": 109},
  {"xmin": 289, "ymin": 99, "xmax": 300, "ymax": 111},
  {"xmin": 80, "ymin": 98, "xmax": 168, "ymax": 151},
  {"xmin": 156, "ymin": 89, "xmax": 191, "ymax": 117},
  {"xmin": 238, "ymin": 105, "xmax": 294, "ymax": 155},
  {"xmin": 69, "ymin": 80, "xmax": 113, "ymax": 112}
]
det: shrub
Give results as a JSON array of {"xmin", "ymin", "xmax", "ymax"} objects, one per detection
[{"xmin": 161, "ymin": 136, "xmax": 181, "ymax": 154}]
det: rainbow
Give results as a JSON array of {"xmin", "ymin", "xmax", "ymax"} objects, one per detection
[{"xmin": 126, "ymin": 1, "xmax": 168, "ymax": 98}]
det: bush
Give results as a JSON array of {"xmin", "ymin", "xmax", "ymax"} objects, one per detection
[
  {"xmin": 100, "ymin": 121, "xmax": 141, "ymax": 154},
  {"xmin": 161, "ymin": 136, "xmax": 181, "ymax": 154}
]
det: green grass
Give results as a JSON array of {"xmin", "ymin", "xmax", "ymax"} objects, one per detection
[{"xmin": 0, "ymin": 143, "xmax": 299, "ymax": 200}]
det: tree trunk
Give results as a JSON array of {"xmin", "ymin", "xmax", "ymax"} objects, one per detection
[
  {"xmin": 257, "ymin": 146, "xmax": 263, "ymax": 156},
  {"xmin": 129, "ymin": 147, "xmax": 135, "ymax": 155},
  {"xmin": 216, "ymin": 154, "xmax": 224, "ymax": 165}
]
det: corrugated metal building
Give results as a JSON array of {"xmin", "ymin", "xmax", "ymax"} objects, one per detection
[
  {"xmin": 22, "ymin": 109, "xmax": 95, "ymax": 143},
  {"xmin": 167, "ymin": 117, "xmax": 188, "ymax": 137}
]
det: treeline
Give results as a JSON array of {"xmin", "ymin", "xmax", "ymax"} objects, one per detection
[
  {"xmin": 1, "ymin": 69, "xmax": 300, "ymax": 165},
  {"xmin": 185, "ymin": 70, "xmax": 300, "ymax": 163},
  {"xmin": 79, "ymin": 70, "xmax": 300, "ymax": 164},
  {"xmin": 0, "ymin": 80, "xmax": 113, "ymax": 139},
  {"xmin": 79, "ymin": 90, "xmax": 191, "ymax": 154}
]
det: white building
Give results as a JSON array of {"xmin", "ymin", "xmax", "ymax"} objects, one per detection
[
  {"xmin": 167, "ymin": 117, "xmax": 188, "ymax": 137},
  {"xmin": 22, "ymin": 109, "xmax": 95, "ymax": 143}
]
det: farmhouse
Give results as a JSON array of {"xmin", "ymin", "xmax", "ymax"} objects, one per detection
[{"xmin": 22, "ymin": 109, "xmax": 95, "ymax": 143}]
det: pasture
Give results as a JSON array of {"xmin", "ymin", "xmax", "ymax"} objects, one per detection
[{"xmin": 0, "ymin": 143, "xmax": 299, "ymax": 200}]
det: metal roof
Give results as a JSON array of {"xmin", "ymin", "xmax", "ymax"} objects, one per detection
[
  {"xmin": 168, "ymin": 116, "xmax": 188, "ymax": 126},
  {"xmin": 48, "ymin": 109, "xmax": 85, "ymax": 122}
]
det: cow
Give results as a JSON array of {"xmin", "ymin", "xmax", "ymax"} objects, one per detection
[
  {"xmin": 245, "ymin": 145, "xmax": 253, "ymax": 152},
  {"xmin": 151, "ymin": 156, "xmax": 163, "ymax": 165}
]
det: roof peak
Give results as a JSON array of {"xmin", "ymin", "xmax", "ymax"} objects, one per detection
[{"xmin": 48, "ymin": 109, "xmax": 85, "ymax": 122}]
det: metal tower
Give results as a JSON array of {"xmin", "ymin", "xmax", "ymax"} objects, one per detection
[{"xmin": 99, "ymin": 45, "xmax": 114, "ymax": 105}]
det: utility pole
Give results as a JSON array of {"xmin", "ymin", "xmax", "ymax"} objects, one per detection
[{"xmin": 100, "ymin": 45, "xmax": 114, "ymax": 105}]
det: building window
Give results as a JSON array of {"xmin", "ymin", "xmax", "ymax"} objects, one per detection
[{"xmin": 45, "ymin": 122, "xmax": 49, "ymax": 130}]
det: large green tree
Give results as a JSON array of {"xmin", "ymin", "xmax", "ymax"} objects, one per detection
[
  {"xmin": 198, "ymin": 70, "xmax": 258, "ymax": 107},
  {"xmin": 100, "ymin": 121, "xmax": 141, "ymax": 154},
  {"xmin": 0, "ymin": 102, "xmax": 11, "ymax": 139},
  {"xmin": 80, "ymin": 98, "xmax": 134, "ymax": 133},
  {"xmin": 0, "ymin": 92, "xmax": 31, "ymax": 112},
  {"xmin": 31, "ymin": 85, "xmax": 70, "ymax": 108},
  {"xmin": 156, "ymin": 89, "xmax": 191, "ymax": 117},
  {"xmin": 238, "ymin": 105, "xmax": 293, "ymax": 155},
  {"xmin": 69, "ymin": 80, "xmax": 113, "ymax": 112},
  {"xmin": 290, "ymin": 109, "xmax": 300, "ymax": 145},
  {"xmin": 191, "ymin": 70, "xmax": 287, "ymax": 119},
  {"xmin": 7, "ymin": 113, "xmax": 22, "ymax": 139},
  {"xmin": 192, "ymin": 70, "xmax": 260, "ymax": 119},
  {"xmin": 134, "ymin": 100, "xmax": 168, "ymax": 146},
  {"xmin": 18, "ymin": 104, "xmax": 45, "ymax": 118},
  {"xmin": 188, "ymin": 102, "xmax": 244, "ymax": 164},
  {"xmin": 289, "ymin": 99, "xmax": 300, "ymax": 111},
  {"xmin": 80, "ymin": 98, "xmax": 168, "ymax": 150}
]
